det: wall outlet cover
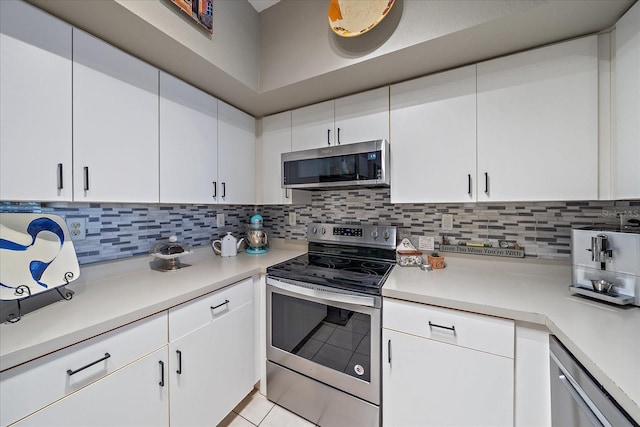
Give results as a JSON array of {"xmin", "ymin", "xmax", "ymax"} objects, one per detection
[
  {"xmin": 288, "ymin": 212, "xmax": 296, "ymax": 226},
  {"xmin": 66, "ymin": 217, "xmax": 86, "ymax": 240},
  {"xmin": 216, "ymin": 213, "xmax": 225, "ymax": 227},
  {"xmin": 442, "ymin": 214, "xmax": 454, "ymax": 231}
]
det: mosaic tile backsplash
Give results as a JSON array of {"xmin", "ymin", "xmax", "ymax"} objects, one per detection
[{"xmin": 2, "ymin": 190, "xmax": 638, "ymax": 264}]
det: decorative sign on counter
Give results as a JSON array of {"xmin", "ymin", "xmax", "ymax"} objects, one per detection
[{"xmin": 439, "ymin": 244, "xmax": 525, "ymax": 258}]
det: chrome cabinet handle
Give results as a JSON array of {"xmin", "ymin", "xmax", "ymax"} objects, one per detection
[
  {"xmin": 57, "ymin": 163, "xmax": 64, "ymax": 190},
  {"xmin": 327, "ymin": 129, "xmax": 331, "ymax": 146},
  {"xmin": 67, "ymin": 353, "xmax": 111, "ymax": 376},
  {"xmin": 212, "ymin": 181, "xmax": 217, "ymax": 198},
  {"xmin": 428, "ymin": 321, "xmax": 456, "ymax": 334},
  {"xmin": 484, "ymin": 172, "xmax": 489, "ymax": 194},
  {"xmin": 467, "ymin": 174, "xmax": 471, "ymax": 195},
  {"xmin": 83, "ymin": 166, "xmax": 90, "ymax": 191},
  {"xmin": 159, "ymin": 360, "xmax": 165, "ymax": 387},
  {"xmin": 211, "ymin": 299, "xmax": 229, "ymax": 310}
]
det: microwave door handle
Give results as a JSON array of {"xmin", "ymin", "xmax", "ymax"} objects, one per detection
[{"xmin": 267, "ymin": 278, "xmax": 376, "ymax": 308}]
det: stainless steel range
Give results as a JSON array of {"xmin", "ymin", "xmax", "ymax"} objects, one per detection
[{"xmin": 266, "ymin": 223, "xmax": 397, "ymax": 427}]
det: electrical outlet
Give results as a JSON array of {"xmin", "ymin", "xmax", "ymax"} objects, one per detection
[
  {"xmin": 441, "ymin": 214, "xmax": 454, "ymax": 231},
  {"xmin": 418, "ymin": 236, "xmax": 435, "ymax": 251},
  {"xmin": 288, "ymin": 212, "xmax": 296, "ymax": 226},
  {"xmin": 66, "ymin": 218, "xmax": 86, "ymax": 240},
  {"xmin": 216, "ymin": 213, "xmax": 225, "ymax": 227}
]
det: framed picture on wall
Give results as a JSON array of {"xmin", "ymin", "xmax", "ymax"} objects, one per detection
[{"xmin": 170, "ymin": 0, "xmax": 214, "ymax": 34}]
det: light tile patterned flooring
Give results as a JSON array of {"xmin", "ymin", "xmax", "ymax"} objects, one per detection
[{"xmin": 218, "ymin": 389, "xmax": 315, "ymax": 427}]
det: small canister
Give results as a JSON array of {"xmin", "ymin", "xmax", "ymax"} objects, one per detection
[{"xmin": 396, "ymin": 250, "xmax": 423, "ymax": 267}]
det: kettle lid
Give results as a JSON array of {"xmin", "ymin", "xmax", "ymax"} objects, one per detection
[{"xmin": 250, "ymin": 214, "xmax": 263, "ymax": 228}]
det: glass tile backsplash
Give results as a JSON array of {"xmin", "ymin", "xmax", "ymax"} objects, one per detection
[{"xmin": 2, "ymin": 189, "xmax": 638, "ymax": 264}]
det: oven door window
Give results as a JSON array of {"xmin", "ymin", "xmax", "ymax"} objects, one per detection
[{"xmin": 271, "ymin": 292, "xmax": 372, "ymax": 382}]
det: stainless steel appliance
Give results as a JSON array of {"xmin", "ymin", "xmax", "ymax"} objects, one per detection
[
  {"xmin": 549, "ymin": 336, "xmax": 638, "ymax": 426},
  {"xmin": 281, "ymin": 139, "xmax": 390, "ymax": 190},
  {"xmin": 266, "ymin": 223, "xmax": 397, "ymax": 426},
  {"xmin": 570, "ymin": 226, "xmax": 640, "ymax": 306}
]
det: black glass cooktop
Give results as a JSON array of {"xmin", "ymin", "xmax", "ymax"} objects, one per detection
[{"xmin": 267, "ymin": 251, "xmax": 395, "ymax": 296}]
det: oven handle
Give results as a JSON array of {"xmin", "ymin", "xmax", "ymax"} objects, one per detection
[{"xmin": 267, "ymin": 278, "xmax": 377, "ymax": 308}]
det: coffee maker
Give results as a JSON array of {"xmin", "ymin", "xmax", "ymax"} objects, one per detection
[{"xmin": 570, "ymin": 225, "xmax": 640, "ymax": 306}]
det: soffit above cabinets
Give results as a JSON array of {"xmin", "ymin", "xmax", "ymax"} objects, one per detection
[
  {"xmin": 26, "ymin": 0, "xmax": 635, "ymax": 118},
  {"xmin": 248, "ymin": 0, "xmax": 280, "ymax": 13}
]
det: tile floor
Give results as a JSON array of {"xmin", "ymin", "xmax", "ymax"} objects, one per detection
[{"xmin": 218, "ymin": 389, "xmax": 315, "ymax": 427}]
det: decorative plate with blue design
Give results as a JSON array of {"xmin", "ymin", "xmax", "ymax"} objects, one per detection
[{"xmin": 0, "ymin": 213, "xmax": 80, "ymax": 301}]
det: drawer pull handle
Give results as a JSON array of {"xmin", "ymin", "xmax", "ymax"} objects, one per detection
[
  {"xmin": 159, "ymin": 360, "xmax": 165, "ymax": 387},
  {"xmin": 211, "ymin": 299, "xmax": 230, "ymax": 310},
  {"xmin": 176, "ymin": 350, "xmax": 182, "ymax": 375},
  {"xmin": 388, "ymin": 339, "xmax": 392, "ymax": 364},
  {"xmin": 221, "ymin": 182, "xmax": 226, "ymax": 198},
  {"xmin": 212, "ymin": 181, "xmax": 217, "ymax": 198},
  {"xmin": 67, "ymin": 353, "xmax": 111, "ymax": 376},
  {"xmin": 428, "ymin": 321, "xmax": 456, "ymax": 334}
]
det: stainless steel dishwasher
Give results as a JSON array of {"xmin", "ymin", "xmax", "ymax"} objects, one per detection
[{"xmin": 549, "ymin": 336, "xmax": 638, "ymax": 427}]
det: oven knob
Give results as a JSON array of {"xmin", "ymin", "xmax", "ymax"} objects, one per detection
[
  {"xmin": 320, "ymin": 227, "xmax": 326, "ymax": 235},
  {"xmin": 312, "ymin": 227, "xmax": 318, "ymax": 234},
  {"xmin": 383, "ymin": 230, "xmax": 390, "ymax": 240},
  {"xmin": 371, "ymin": 230, "xmax": 379, "ymax": 239}
]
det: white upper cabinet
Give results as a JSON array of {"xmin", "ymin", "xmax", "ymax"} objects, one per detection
[
  {"xmin": 159, "ymin": 72, "xmax": 218, "ymax": 204},
  {"xmin": 613, "ymin": 1, "xmax": 640, "ymax": 199},
  {"xmin": 390, "ymin": 65, "xmax": 477, "ymax": 203},
  {"xmin": 334, "ymin": 87, "xmax": 390, "ymax": 145},
  {"xmin": 477, "ymin": 36, "xmax": 599, "ymax": 202},
  {"xmin": 0, "ymin": 0, "xmax": 73, "ymax": 202},
  {"xmin": 260, "ymin": 111, "xmax": 312, "ymax": 205},
  {"xmin": 291, "ymin": 100, "xmax": 335, "ymax": 151},
  {"xmin": 291, "ymin": 87, "xmax": 389, "ymax": 151},
  {"xmin": 73, "ymin": 29, "xmax": 159, "ymax": 203},
  {"xmin": 217, "ymin": 101, "xmax": 256, "ymax": 204}
]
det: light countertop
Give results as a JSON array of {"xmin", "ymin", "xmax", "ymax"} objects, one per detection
[
  {"xmin": 2, "ymin": 245, "xmax": 638, "ymax": 422},
  {"xmin": 0, "ymin": 241, "xmax": 306, "ymax": 372},
  {"xmin": 383, "ymin": 254, "xmax": 640, "ymax": 423}
]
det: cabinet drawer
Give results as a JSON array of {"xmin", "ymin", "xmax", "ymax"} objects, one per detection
[
  {"xmin": 0, "ymin": 312, "xmax": 167, "ymax": 426},
  {"xmin": 169, "ymin": 278, "xmax": 253, "ymax": 342},
  {"xmin": 383, "ymin": 298, "xmax": 514, "ymax": 358}
]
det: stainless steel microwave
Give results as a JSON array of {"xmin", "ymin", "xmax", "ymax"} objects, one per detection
[{"xmin": 281, "ymin": 139, "xmax": 390, "ymax": 190}]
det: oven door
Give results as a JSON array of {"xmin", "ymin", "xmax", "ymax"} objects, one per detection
[{"xmin": 266, "ymin": 277, "xmax": 381, "ymax": 405}]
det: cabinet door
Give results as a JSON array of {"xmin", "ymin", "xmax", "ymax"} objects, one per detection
[
  {"xmin": 291, "ymin": 100, "xmax": 335, "ymax": 151},
  {"xmin": 477, "ymin": 36, "xmax": 598, "ymax": 202},
  {"xmin": 159, "ymin": 72, "xmax": 218, "ymax": 204},
  {"xmin": 73, "ymin": 29, "xmax": 159, "ymax": 203},
  {"xmin": 262, "ymin": 111, "xmax": 292, "ymax": 204},
  {"xmin": 383, "ymin": 328, "xmax": 514, "ymax": 427},
  {"xmin": 170, "ymin": 301, "xmax": 255, "ymax": 427},
  {"xmin": 218, "ymin": 101, "xmax": 256, "ymax": 204},
  {"xmin": 14, "ymin": 347, "xmax": 169, "ymax": 427},
  {"xmin": 613, "ymin": 2, "xmax": 640, "ymax": 199},
  {"xmin": 334, "ymin": 87, "xmax": 389, "ymax": 145},
  {"xmin": 0, "ymin": 0, "xmax": 72, "ymax": 202},
  {"xmin": 390, "ymin": 66, "xmax": 476, "ymax": 203}
]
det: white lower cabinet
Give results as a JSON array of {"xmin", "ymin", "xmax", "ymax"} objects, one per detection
[
  {"xmin": 13, "ymin": 346, "xmax": 169, "ymax": 426},
  {"xmin": 382, "ymin": 298, "xmax": 515, "ymax": 427},
  {"xmin": 168, "ymin": 278, "xmax": 255, "ymax": 426},
  {"xmin": 0, "ymin": 313, "xmax": 168, "ymax": 426}
]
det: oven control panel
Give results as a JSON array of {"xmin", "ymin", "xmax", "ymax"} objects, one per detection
[
  {"xmin": 308, "ymin": 223, "xmax": 397, "ymax": 249},
  {"xmin": 333, "ymin": 227, "xmax": 363, "ymax": 237}
]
